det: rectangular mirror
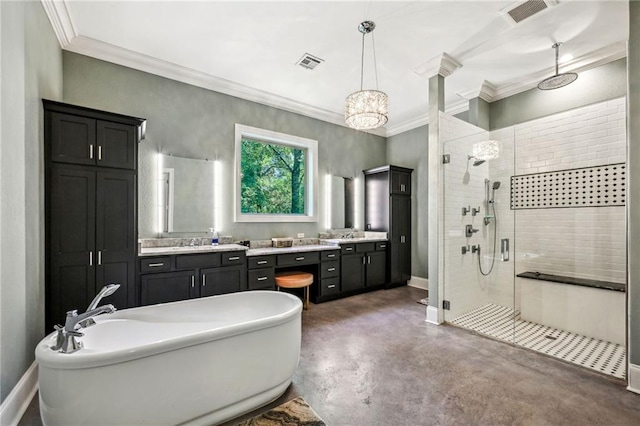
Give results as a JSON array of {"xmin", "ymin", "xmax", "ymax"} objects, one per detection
[
  {"xmin": 331, "ymin": 176, "xmax": 354, "ymax": 229},
  {"xmin": 159, "ymin": 154, "xmax": 214, "ymax": 233}
]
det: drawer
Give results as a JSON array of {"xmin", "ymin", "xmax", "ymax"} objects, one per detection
[
  {"xmin": 357, "ymin": 242, "xmax": 375, "ymax": 253},
  {"xmin": 341, "ymin": 244, "xmax": 356, "ymax": 255},
  {"xmin": 175, "ymin": 252, "xmax": 221, "ymax": 269},
  {"xmin": 248, "ymin": 268, "xmax": 275, "ymax": 290},
  {"xmin": 321, "ymin": 250, "xmax": 340, "ymax": 261},
  {"xmin": 320, "ymin": 278, "xmax": 340, "ymax": 297},
  {"xmin": 277, "ymin": 251, "xmax": 319, "ymax": 267},
  {"xmin": 140, "ymin": 256, "xmax": 172, "ymax": 273},
  {"xmin": 375, "ymin": 241, "xmax": 388, "ymax": 251},
  {"xmin": 222, "ymin": 251, "xmax": 246, "ymax": 266},
  {"xmin": 320, "ymin": 260, "xmax": 340, "ymax": 279},
  {"xmin": 248, "ymin": 255, "xmax": 276, "ymax": 269}
]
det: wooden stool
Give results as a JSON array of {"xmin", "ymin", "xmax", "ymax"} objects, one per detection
[{"xmin": 275, "ymin": 271, "xmax": 313, "ymax": 310}]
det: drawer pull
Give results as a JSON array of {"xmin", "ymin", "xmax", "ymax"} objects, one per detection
[
  {"xmin": 295, "ymin": 257, "xmax": 305, "ymax": 261},
  {"xmin": 328, "ymin": 284, "xmax": 336, "ymax": 289},
  {"xmin": 148, "ymin": 262, "xmax": 164, "ymax": 267},
  {"xmin": 345, "ymin": 247, "xmax": 353, "ymax": 251},
  {"xmin": 257, "ymin": 260, "xmax": 268, "ymax": 265},
  {"xmin": 191, "ymin": 276, "xmax": 194, "ymax": 288},
  {"xmin": 380, "ymin": 244, "xmax": 386, "ymax": 248},
  {"xmin": 228, "ymin": 256, "xmax": 240, "ymax": 261},
  {"xmin": 257, "ymin": 277, "xmax": 268, "ymax": 281},
  {"xmin": 327, "ymin": 267, "xmax": 336, "ymax": 272},
  {"xmin": 202, "ymin": 275, "xmax": 206, "ymax": 286},
  {"xmin": 327, "ymin": 254, "xmax": 336, "ymax": 258}
]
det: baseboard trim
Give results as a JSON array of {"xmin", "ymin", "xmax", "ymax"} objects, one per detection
[
  {"xmin": 408, "ymin": 276, "xmax": 428, "ymax": 290},
  {"xmin": 0, "ymin": 361, "xmax": 38, "ymax": 426},
  {"xmin": 426, "ymin": 305, "xmax": 442, "ymax": 325},
  {"xmin": 627, "ymin": 363, "xmax": 640, "ymax": 394}
]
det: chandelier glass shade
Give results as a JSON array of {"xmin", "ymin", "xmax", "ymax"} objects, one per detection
[
  {"xmin": 345, "ymin": 89, "xmax": 389, "ymax": 130},
  {"xmin": 472, "ymin": 140, "xmax": 500, "ymax": 161},
  {"xmin": 345, "ymin": 21, "xmax": 389, "ymax": 130}
]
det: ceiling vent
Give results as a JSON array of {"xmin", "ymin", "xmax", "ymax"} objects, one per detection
[
  {"xmin": 501, "ymin": 0, "xmax": 557, "ymax": 24},
  {"xmin": 296, "ymin": 53, "xmax": 324, "ymax": 70}
]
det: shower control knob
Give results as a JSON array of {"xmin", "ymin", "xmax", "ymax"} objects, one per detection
[
  {"xmin": 465, "ymin": 224, "xmax": 480, "ymax": 237},
  {"xmin": 462, "ymin": 206, "xmax": 471, "ymax": 216},
  {"xmin": 471, "ymin": 245, "xmax": 480, "ymax": 254},
  {"xmin": 471, "ymin": 207, "xmax": 480, "ymax": 216}
]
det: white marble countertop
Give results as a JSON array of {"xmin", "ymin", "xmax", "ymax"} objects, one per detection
[
  {"xmin": 139, "ymin": 243, "xmax": 248, "ymax": 257},
  {"xmin": 246, "ymin": 244, "xmax": 340, "ymax": 257},
  {"xmin": 319, "ymin": 237, "xmax": 388, "ymax": 244}
]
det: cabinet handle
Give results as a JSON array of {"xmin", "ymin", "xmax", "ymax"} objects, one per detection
[
  {"xmin": 148, "ymin": 262, "xmax": 164, "ymax": 267},
  {"xmin": 228, "ymin": 256, "xmax": 240, "ymax": 261},
  {"xmin": 98, "ymin": 145, "xmax": 102, "ymax": 161},
  {"xmin": 202, "ymin": 275, "xmax": 206, "ymax": 287},
  {"xmin": 257, "ymin": 260, "xmax": 268, "ymax": 265},
  {"xmin": 362, "ymin": 256, "xmax": 366, "ymax": 265},
  {"xmin": 345, "ymin": 247, "xmax": 353, "ymax": 252},
  {"xmin": 327, "ymin": 254, "xmax": 336, "ymax": 258},
  {"xmin": 191, "ymin": 276, "xmax": 194, "ymax": 288},
  {"xmin": 328, "ymin": 267, "xmax": 336, "ymax": 272},
  {"xmin": 328, "ymin": 284, "xmax": 336, "ymax": 289},
  {"xmin": 295, "ymin": 256, "xmax": 305, "ymax": 261},
  {"xmin": 98, "ymin": 251, "xmax": 102, "ymax": 266},
  {"xmin": 401, "ymin": 184, "xmax": 406, "ymax": 192},
  {"xmin": 257, "ymin": 277, "xmax": 268, "ymax": 281},
  {"xmin": 89, "ymin": 144, "xmax": 94, "ymax": 159},
  {"xmin": 89, "ymin": 251, "xmax": 93, "ymax": 266},
  {"xmin": 380, "ymin": 244, "xmax": 386, "ymax": 248},
  {"xmin": 368, "ymin": 256, "xmax": 371, "ymax": 264}
]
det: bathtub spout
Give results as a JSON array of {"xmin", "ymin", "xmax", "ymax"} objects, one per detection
[{"xmin": 65, "ymin": 305, "xmax": 116, "ymax": 333}]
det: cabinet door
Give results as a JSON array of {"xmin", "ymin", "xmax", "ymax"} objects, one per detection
[
  {"xmin": 50, "ymin": 112, "xmax": 96, "ymax": 166},
  {"xmin": 140, "ymin": 270, "xmax": 197, "ymax": 306},
  {"xmin": 390, "ymin": 196, "xmax": 411, "ymax": 283},
  {"xmin": 201, "ymin": 266, "xmax": 247, "ymax": 297},
  {"xmin": 391, "ymin": 170, "xmax": 411, "ymax": 195},
  {"xmin": 96, "ymin": 171, "xmax": 136, "ymax": 308},
  {"xmin": 96, "ymin": 120, "xmax": 137, "ymax": 170},
  {"xmin": 341, "ymin": 254, "xmax": 365, "ymax": 292},
  {"xmin": 48, "ymin": 167, "xmax": 96, "ymax": 328},
  {"xmin": 366, "ymin": 251, "xmax": 387, "ymax": 287}
]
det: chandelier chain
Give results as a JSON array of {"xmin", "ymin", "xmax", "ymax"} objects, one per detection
[
  {"xmin": 360, "ymin": 32, "xmax": 365, "ymax": 91},
  {"xmin": 372, "ymin": 32, "xmax": 379, "ymax": 90}
]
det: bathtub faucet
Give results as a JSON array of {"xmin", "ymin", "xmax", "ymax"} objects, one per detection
[{"xmin": 51, "ymin": 304, "xmax": 116, "ymax": 354}]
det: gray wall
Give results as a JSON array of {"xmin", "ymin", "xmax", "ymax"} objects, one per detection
[
  {"xmin": 62, "ymin": 52, "xmax": 387, "ymax": 241},
  {"xmin": 386, "ymin": 125, "xmax": 429, "ymax": 279},
  {"xmin": 0, "ymin": 0, "xmax": 62, "ymax": 403},
  {"xmin": 490, "ymin": 58, "xmax": 627, "ymax": 130}
]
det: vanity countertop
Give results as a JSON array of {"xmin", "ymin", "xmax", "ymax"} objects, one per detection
[
  {"xmin": 139, "ymin": 243, "xmax": 249, "ymax": 257},
  {"xmin": 246, "ymin": 244, "xmax": 340, "ymax": 257},
  {"xmin": 319, "ymin": 237, "xmax": 388, "ymax": 244}
]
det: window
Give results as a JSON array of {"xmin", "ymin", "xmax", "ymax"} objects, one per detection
[{"xmin": 235, "ymin": 124, "xmax": 318, "ymax": 222}]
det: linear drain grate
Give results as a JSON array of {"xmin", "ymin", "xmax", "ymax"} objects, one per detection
[{"xmin": 449, "ymin": 303, "xmax": 626, "ymax": 379}]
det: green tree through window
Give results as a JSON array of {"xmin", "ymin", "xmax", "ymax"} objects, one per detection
[{"xmin": 240, "ymin": 138, "xmax": 306, "ymax": 214}]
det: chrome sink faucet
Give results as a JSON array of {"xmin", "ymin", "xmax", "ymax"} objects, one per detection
[{"xmin": 51, "ymin": 284, "xmax": 120, "ymax": 354}]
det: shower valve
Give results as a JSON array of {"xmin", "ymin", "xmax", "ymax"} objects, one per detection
[
  {"xmin": 462, "ymin": 206, "xmax": 471, "ymax": 216},
  {"xmin": 465, "ymin": 224, "xmax": 480, "ymax": 237},
  {"xmin": 471, "ymin": 207, "xmax": 480, "ymax": 216},
  {"xmin": 461, "ymin": 245, "xmax": 470, "ymax": 255},
  {"xmin": 471, "ymin": 245, "xmax": 480, "ymax": 254}
]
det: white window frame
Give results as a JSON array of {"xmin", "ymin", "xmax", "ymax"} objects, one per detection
[{"xmin": 234, "ymin": 124, "xmax": 318, "ymax": 223}]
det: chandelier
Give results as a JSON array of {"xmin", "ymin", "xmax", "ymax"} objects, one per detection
[{"xmin": 345, "ymin": 21, "xmax": 389, "ymax": 130}]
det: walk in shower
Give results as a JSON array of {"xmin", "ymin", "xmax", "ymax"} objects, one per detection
[{"xmin": 441, "ymin": 98, "xmax": 627, "ymax": 380}]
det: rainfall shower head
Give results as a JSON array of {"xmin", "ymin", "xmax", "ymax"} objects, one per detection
[
  {"xmin": 467, "ymin": 155, "xmax": 485, "ymax": 167},
  {"xmin": 537, "ymin": 42, "xmax": 578, "ymax": 90}
]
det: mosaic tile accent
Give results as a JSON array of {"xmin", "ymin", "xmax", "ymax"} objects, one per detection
[
  {"xmin": 449, "ymin": 304, "xmax": 626, "ymax": 379},
  {"xmin": 511, "ymin": 163, "xmax": 626, "ymax": 209}
]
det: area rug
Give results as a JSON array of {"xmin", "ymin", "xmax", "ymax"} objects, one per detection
[
  {"xmin": 235, "ymin": 397, "xmax": 326, "ymax": 426},
  {"xmin": 417, "ymin": 297, "xmax": 429, "ymax": 305}
]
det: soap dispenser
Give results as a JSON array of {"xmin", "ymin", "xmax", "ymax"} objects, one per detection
[{"xmin": 209, "ymin": 227, "xmax": 219, "ymax": 246}]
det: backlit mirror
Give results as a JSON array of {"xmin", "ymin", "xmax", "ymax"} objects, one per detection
[
  {"xmin": 331, "ymin": 176, "xmax": 354, "ymax": 229},
  {"xmin": 158, "ymin": 154, "xmax": 214, "ymax": 233}
]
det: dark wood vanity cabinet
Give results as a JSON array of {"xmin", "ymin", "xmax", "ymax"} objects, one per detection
[
  {"xmin": 340, "ymin": 242, "xmax": 387, "ymax": 293},
  {"xmin": 44, "ymin": 100, "xmax": 145, "ymax": 330},
  {"xmin": 139, "ymin": 251, "xmax": 247, "ymax": 305},
  {"xmin": 247, "ymin": 255, "xmax": 276, "ymax": 290},
  {"xmin": 364, "ymin": 165, "xmax": 413, "ymax": 287}
]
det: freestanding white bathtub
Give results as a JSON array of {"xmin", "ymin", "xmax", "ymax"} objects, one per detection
[{"xmin": 35, "ymin": 291, "xmax": 302, "ymax": 425}]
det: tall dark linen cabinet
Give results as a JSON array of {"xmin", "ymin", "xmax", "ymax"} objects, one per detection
[
  {"xmin": 363, "ymin": 165, "xmax": 413, "ymax": 286},
  {"xmin": 44, "ymin": 100, "xmax": 145, "ymax": 331}
]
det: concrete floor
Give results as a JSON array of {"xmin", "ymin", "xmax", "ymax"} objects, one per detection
[{"xmin": 20, "ymin": 286, "xmax": 640, "ymax": 425}]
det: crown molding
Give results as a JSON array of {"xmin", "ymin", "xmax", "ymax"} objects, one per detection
[
  {"xmin": 457, "ymin": 80, "xmax": 499, "ymax": 103},
  {"xmin": 413, "ymin": 52, "xmax": 463, "ymax": 78},
  {"xmin": 40, "ymin": 0, "xmax": 76, "ymax": 47}
]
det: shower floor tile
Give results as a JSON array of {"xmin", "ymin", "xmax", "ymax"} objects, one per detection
[{"xmin": 449, "ymin": 304, "xmax": 626, "ymax": 380}]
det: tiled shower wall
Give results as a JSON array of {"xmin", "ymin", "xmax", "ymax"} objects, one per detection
[{"xmin": 513, "ymin": 97, "xmax": 626, "ymax": 284}]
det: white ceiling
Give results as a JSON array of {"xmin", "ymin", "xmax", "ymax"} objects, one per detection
[{"xmin": 43, "ymin": 0, "xmax": 629, "ymax": 136}]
